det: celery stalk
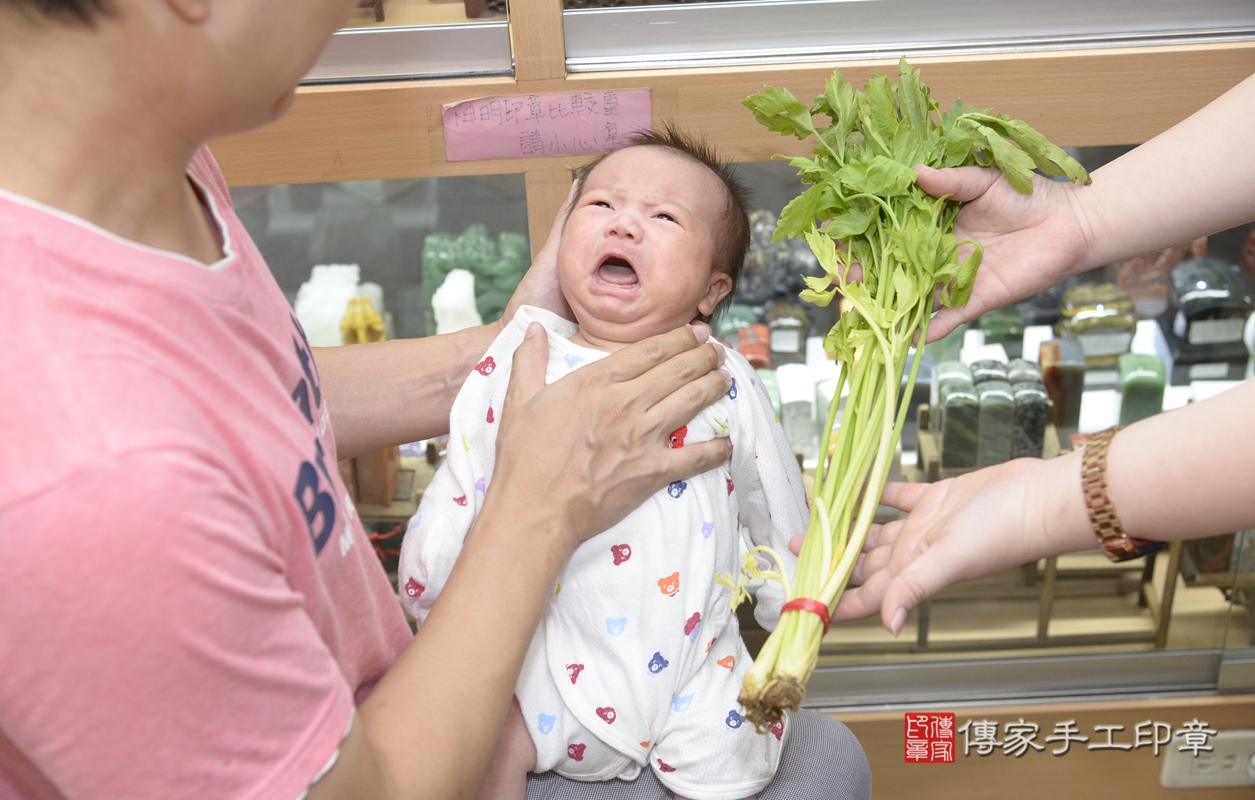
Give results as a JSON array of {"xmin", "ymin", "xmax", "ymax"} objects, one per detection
[{"xmin": 732, "ymin": 58, "xmax": 1090, "ymax": 730}]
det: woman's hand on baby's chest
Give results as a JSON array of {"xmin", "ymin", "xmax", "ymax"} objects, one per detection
[{"xmin": 488, "ymin": 322, "xmax": 734, "ymax": 548}]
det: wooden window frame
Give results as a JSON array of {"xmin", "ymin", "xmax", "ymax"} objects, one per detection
[{"xmin": 210, "ymin": 1, "xmax": 1255, "ymax": 255}]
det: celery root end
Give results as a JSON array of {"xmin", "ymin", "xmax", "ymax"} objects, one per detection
[{"xmin": 738, "ymin": 676, "xmax": 806, "ymax": 733}]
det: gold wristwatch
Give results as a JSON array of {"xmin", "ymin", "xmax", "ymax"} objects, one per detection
[{"xmin": 1081, "ymin": 426, "xmax": 1166, "ymax": 562}]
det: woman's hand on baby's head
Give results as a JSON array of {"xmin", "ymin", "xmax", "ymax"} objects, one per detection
[{"xmin": 489, "ymin": 321, "xmax": 732, "ymax": 548}]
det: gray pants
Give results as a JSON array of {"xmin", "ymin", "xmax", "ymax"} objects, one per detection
[{"xmin": 526, "ymin": 709, "xmax": 871, "ymax": 799}]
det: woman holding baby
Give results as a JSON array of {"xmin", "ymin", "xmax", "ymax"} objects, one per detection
[{"xmin": 0, "ymin": 2, "xmax": 866, "ymax": 799}]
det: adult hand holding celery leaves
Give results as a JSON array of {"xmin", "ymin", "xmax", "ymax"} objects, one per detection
[{"xmin": 731, "ymin": 59, "xmax": 1089, "ymax": 730}]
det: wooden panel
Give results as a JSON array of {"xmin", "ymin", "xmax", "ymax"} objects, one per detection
[
  {"xmin": 525, "ymin": 170, "xmax": 575, "ymax": 258},
  {"xmin": 833, "ymin": 694, "xmax": 1255, "ymax": 800},
  {"xmin": 510, "ymin": 0, "xmax": 566, "ymax": 83},
  {"xmin": 211, "ymin": 76, "xmax": 515, "ymax": 187},
  {"xmin": 211, "ymin": 42, "xmax": 1255, "ymax": 186}
]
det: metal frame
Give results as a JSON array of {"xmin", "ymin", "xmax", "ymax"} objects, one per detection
[
  {"xmin": 304, "ymin": 22, "xmax": 513, "ymax": 84},
  {"xmin": 806, "ymin": 649, "xmax": 1224, "ymax": 711},
  {"xmin": 563, "ymin": 0, "xmax": 1255, "ymax": 71},
  {"xmin": 1219, "ymin": 648, "xmax": 1255, "ymax": 692}
]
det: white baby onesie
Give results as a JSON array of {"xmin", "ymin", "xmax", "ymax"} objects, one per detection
[{"xmin": 398, "ymin": 306, "xmax": 809, "ymax": 800}]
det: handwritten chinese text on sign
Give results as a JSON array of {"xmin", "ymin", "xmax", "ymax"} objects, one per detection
[{"xmin": 442, "ymin": 90, "xmax": 652, "ymax": 162}]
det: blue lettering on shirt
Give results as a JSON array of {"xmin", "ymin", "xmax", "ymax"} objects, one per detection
[
  {"xmin": 290, "ymin": 318, "xmax": 323, "ymax": 424},
  {"xmin": 288, "ymin": 316, "xmax": 339, "ymax": 555},
  {"xmin": 294, "ymin": 437, "xmax": 337, "ymax": 554},
  {"xmin": 291, "ymin": 379, "xmax": 313, "ymax": 424}
]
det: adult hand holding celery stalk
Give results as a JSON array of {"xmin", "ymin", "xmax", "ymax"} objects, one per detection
[
  {"xmin": 730, "ymin": 58, "xmax": 1089, "ymax": 730},
  {"xmin": 823, "ymin": 70, "xmax": 1255, "ymax": 639}
]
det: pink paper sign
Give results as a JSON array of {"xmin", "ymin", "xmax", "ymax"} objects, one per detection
[{"xmin": 442, "ymin": 89, "xmax": 652, "ymax": 162}]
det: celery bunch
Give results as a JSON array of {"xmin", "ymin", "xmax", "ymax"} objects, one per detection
[{"xmin": 732, "ymin": 59, "xmax": 1089, "ymax": 730}]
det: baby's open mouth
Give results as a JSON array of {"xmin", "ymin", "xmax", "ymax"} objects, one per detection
[{"xmin": 597, "ymin": 256, "xmax": 638, "ymax": 286}]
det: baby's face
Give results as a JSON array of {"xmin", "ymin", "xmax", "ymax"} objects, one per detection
[{"xmin": 557, "ymin": 147, "xmax": 732, "ymax": 350}]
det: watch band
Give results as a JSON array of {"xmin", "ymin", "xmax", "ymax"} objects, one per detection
[{"xmin": 1081, "ymin": 426, "xmax": 1165, "ymax": 562}]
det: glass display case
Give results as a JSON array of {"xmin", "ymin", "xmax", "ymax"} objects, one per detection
[
  {"xmin": 230, "ymin": 174, "xmax": 529, "ymax": 338},
  {"xmin": 229, "ymin": 172, "xmax": 532, "ymax": 568},
  {"xmin": 211, "ymin": 4, "xmax": 1255, "ymax": 791}
]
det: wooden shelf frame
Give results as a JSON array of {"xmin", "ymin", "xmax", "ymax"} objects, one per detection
[{"xmin": 210, "ymin": 3, "xmax": 1255, "ymax": 255}]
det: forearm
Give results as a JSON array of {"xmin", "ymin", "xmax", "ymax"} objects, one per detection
[
  {"xmin": 358, "ymin": 490, "xmax": 569, "ymax": 799},
  {"xmin": 315, "ymin": 321, "xmax": 503, "ymax": 460},
  {"xmin": 1106, "ymin": 381, "xmax": 1255, "ymax": 540},
  {"xmin": 1078, "ymin": 72, "xmax": 1255, "ymax": 269},
  {"xmin": 1032, "ymin": 382, "xmax": 1255, "ymax": 554}
]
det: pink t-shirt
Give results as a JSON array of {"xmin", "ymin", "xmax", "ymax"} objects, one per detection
[{"xmin": 0, "ymin": 148, "xmax": 412, "ymax": 800}]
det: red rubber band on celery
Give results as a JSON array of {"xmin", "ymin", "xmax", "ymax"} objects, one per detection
[{"xmin": 780, "ymin": 598, "xmax": 831, "ymax": 635}]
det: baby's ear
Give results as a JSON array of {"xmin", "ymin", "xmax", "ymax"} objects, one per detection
[{"xmin": 697, "ymin": 272, "xmax": 734, "ymax": 317}]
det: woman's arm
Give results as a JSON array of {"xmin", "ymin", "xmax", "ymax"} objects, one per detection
[
  {"xmin": 832, "ymin": 380, "xmax": 1255, "ymax": 635},
  {"xmin": 1078, "ymin": 71, "xmax": 1255, "ymax": 268},
  {"xmin": 313, "ymin": 324, "xmax": 504, "ymax": 460},
  {"xmin": 308, "ymin": 322, "xmax": 735, "ymax": 800},
  {"xmin": 920, "ymin": 71, "xmax": 1255, "ymax": 340}
]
